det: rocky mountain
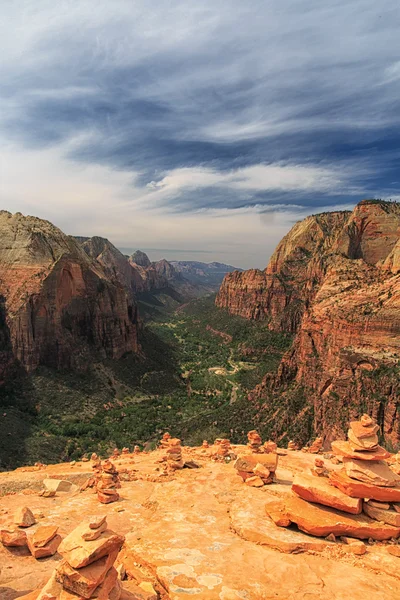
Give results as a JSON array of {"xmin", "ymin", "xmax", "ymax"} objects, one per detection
[
  {"xmin": 170, "ymin": 260, "xmax": 243, "ymax": 288},
  {"xmin": 217, "ymin": 200, "xmax": 400, "ymax": 447},
  {"xmin": 0, "ymin": 212, "xmax": 139, "ymax": 379}
]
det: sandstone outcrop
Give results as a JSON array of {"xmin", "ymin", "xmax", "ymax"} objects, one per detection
[
  {"xmin": 217, "ymin": 200, "xmax": 400, "ymax": 448},
  {"xmin": 0, "ymin": 212, "xmax": 139, "ymax": 378}
]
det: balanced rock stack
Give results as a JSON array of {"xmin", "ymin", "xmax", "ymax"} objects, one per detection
[
  {"xmin": 97, "ymin": 460, "xmax": 121, "ymax": 504},
  {"xmin": 287, "ymin": 440, "xmax": 298, "ymax": 451},
  {"xmin": 266, "ymin": 415, "xmax": 400, "ymax": 542},
  {"xmin": 202, "ymin": 440, "xmax": 209, "ymax": 449},
  {"xmin": 308, "ymin": 437, "xmax": 323, "ymax": 454},
  {"xmin": 160, "ymin": 432, "xmax": 172, "ymax": 449},
  {"xmin": 1, "ymin": 507, "xmax": 61, "ymax": 560},
  {"xmin": 134, "ymin": 445, "xmax": 141, "ymax": 454},
  {"xmin": 234, "ymin": 437, "xmax": 278, "ymax": 487},
  {"xmin": 311, "ymin": 458, "xmax": 329, "ymax": 478},
  {"xmin": 212, "ymin": 438, "xmax": 235, "ymax": 462},
  {"xmin": 19, "ymin": 517, "xmax": 125, "ymax": 600},
  {"xmin": 247, "ymin": 430, "xmax": 262, "ymax": 453},
  {"xmin": 122, "ymin": 447, "xmax": 130, "ymax": 455},
  {"xmin": 165, "ymin": 438, "xmax": 184, "ymax": 469},
  {"xmin": 111, "ymin": 448, "xmax": 120, "ymax": 459},
  {"xmin": 264, "ymin": 441, "xmax": 277, "ymax": 453}
]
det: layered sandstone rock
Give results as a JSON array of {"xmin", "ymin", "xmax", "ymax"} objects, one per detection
[
  {"xmin": 217, "ymin": 200, "xmax": 400, "ymax": 447},
  {"xmin": 0, "ymin": 212, "xmax": 139, "ymax": 378}
]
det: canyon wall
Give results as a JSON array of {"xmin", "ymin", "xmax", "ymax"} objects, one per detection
[
  {"xmin": 217, "ymin": 200, "xmax": 400, "ymax": 447},
  {"xmin": 0, "ymin": 212, "xmax": 139, "ymax": 379}
]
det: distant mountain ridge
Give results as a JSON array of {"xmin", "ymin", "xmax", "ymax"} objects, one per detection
[{"xmin": 170, "ymin": 260, "xmax": 243, "ymax": 287}]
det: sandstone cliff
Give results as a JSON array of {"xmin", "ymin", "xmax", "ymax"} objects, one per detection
[
  {"xmin": 0, "ymin": 212, "xmax": 139, "ymax": 378},
  {"xmin": 217, "ymin": 200, "xmax": 400, "ymax": 448}
]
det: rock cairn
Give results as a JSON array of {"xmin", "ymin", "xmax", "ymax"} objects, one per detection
[
  {"xmin": 111, "ymin": 447, "xmax": 120, "ymax": 459},
  {"xmin": 202, "ymin": 440, "xmax": 209, "ymax": 449},
  {"xmin": 287, "ymin": 440, "xmax": 298, "ymax": 451},
  {"xmin": 234, "ymin": 439, "xmax": 278, "ymax": 487},
  {"xmin": 1, "ymin": 507, "xmax": 61, "ymax": 559},
  {"xmin": 134, "ymin": 445, "xmax": 141, "ymax": 454},
  {"xmin": 267, "ymin": 415, "xmax": 400, "ymax": 543},
  {"xmin": 97, "ymin": 460, "xmax": 121, "ymax": 504},
  {"xmin": 247, "ymin": 430, "xmax": 262, "ymax": 453},
  {"xmin": 122, "ymin": 447, "xmax": 130, "ymax": 455},
  {"xmin": 165, "ymin": 438, "xmax": 184, "ymax": 469},
  {"xmin": 212, "ymin": 438, "xmax": 236, "ymax": 462},
  {"xmin": 308, "ymin": 437, "xmax": 323, "ymax": 454},
  {"xmin": 264, "ymin": 440, "xmax": 277, "ymax": 453},
  {"xmin": 19, "ymin": 517, "xmax": 125, "ymax": 600},
  {"xmin": 160, "ymin": 432, "xmax": 172, "ymax": 449}
]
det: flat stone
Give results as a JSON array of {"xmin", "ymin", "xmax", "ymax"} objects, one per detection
[
  {"xmin": 363, "ymin": 503, "xmax": 400, "ymax": 527},
  {"xmin": 234, "ymin": 453, "xmax": 278, "ymax": 473},
  {"xmin": 245, "ymin": 475, "xmax": 264, "ymax": 487},
  {"xmin": 343, "ymin": 458, "xmax": 400, "ymax": 487},
  {"xmin": 89, "ymin": 515, "xmax": 107, "ymax": 530},
  {"xmin": 330, "ymin": 470, "xmax": 400, "ymax": 501},
  {"xmin": 367, "ymin": 500, "xmax": 390, "ymax": 510},
  {"xmin": 43, "ymin": 479, "xmax": 75, "ymax": 493},
  {"xmin": 121, "ymin": 580, "xmax": 157, "ymax": 600},
  {"xmin": 30, "ymin": 525, "xmax": 58, "ymax": 548},
  {"xmin": 388, "ymin": 546, "xmax": 400, "ymax": 557},
  {"xmin": 97, "ymin": 490, "xmax": 120, "ymax": 504},
  {"xmin": 341, "ymin": 541, "xmax": 367, "ymax": 555},
  {"xmin": 37, "ymin": 573, "xmax": 62, "ymax": 599},
  {"xmin": 348, "ymin": 430, "xmax": 378, "ymax": 451},
  {"xmin": 27, "ymin": 533, "xmax": 62, "ymax": 559},
  {"xmin": 58, "ymin": 524, "xmax": 125, "ymax": 568},
  {"xmin": 350, "ymin": 421, "xmax": 379, "ymax": 440},
  {"xmin": 231, "ymin": 496, "xmax": 333, "ymax": 553},
  {"xmin": 0, "ymin": 528, "xmax": 27, "ymax": 547},
  {"xmin": 331, "ymin": 441, "xmax": 390, "ymax": 461},
  {"xmin": 56, "ymin": 549, "xmax": 119, "ymax": 598},
  {"xmin": 14, "ymin": 506, "xmax": 36, "ymax": 528},
  {"xmin": 82, "ymin": 521, "xmax": 107, "ymax": 541},
  {"xmin": 279, "ymin": 495, "xmax": 400, "ymax": 540},
  {"xmin": 292, "ymin": 473, "xmax": 362, "ymax": 514}
]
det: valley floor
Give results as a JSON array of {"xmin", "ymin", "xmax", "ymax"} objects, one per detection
[{"xmin": 1, "ymin": 447, "xmax": 399, "ymax": 600}]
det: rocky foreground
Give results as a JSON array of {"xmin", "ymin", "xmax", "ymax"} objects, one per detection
[{"xmin": 1, "ymin": 438, "xmax": 400, "ymax": 599}]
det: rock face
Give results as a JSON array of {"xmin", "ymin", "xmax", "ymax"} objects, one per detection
[
  {"xmin": 0, "ymin": 212, "xmax": 139, "ymax": 378},
  {"xmin": 217, "ymin": 200, "xmax": 400, "ymax": 447}
]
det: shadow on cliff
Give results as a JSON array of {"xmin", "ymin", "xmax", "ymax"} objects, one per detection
[{"xmin": 0, "ymin": 295, "xmax": 37, "ymax": 470}]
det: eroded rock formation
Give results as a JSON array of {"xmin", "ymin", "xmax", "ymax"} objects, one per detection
[
  {"xmin": 217, "ymin": 200, "xmax": 400, "ymax": 447},
  {"xmin": 0, "ymin": 212, "xmax": 139, "ymax": 379}
]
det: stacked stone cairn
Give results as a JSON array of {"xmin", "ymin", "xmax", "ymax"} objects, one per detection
[
  {"xmin": 122, "ymin": 447, "xmax": 130, "ymax": 455},
  {"xmin": 266, "ymin": 415, "xmax": 400, "ymax": 547},
  {"xmin": 234, "ymin": 431, "xmax": 278, "ymax": 487},
  {"xmin": 134, "ymin": 445, "xmax": 141, "ymax": 454},
  {"xmin": 202, "ymin": 440, "xmax": 210, "ymax": 449},
  {"xmin": 212, "ymin": 438, "xmax": 236, "ymax": 462},
  {"xmin": 287, "ymin": 440, "xmax": 298, "ymax": 451},
  {"xmin": 97, "ymin": 460, "xmax": 121, "ymax": 504},
  {"xmin": 160, "ymin": 432, "xmax": 172, "ymax": 449},
  {"xmin": 165, "ymin": 438, "xmax": 184, "ymax": 469},
  {"xmin": 1, "ymin": 507, "xmax": 62, "ymax": 559},
  {"xmin": 308, "ymin": 436, "xmax": 323, "ymax": 454},
  {"xmin": 247, "ymin": 430, "xmax": 262, "ymax": 453},
  {"xmin": 18, "ymin": 517, "xmax": 125, "ymax": 600}
]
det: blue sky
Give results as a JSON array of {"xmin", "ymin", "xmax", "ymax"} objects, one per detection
[{"xmin": 1, "ymin": 1, "xmax": 400, "ymax": 268}]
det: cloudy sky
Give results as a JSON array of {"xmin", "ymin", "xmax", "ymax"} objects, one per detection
[{"xmin": 1, "ymin": 1, "xmax": 400, "ymax": 268}]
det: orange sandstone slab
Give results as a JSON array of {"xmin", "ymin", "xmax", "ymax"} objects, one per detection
[
  {"xmin": 56, "ymin": 549, "xmax": 119, "ymax": 599},
  {"xmin": 281, "ymin": 495, "xmax": 400, "ymax": 540},
  {"xmin": 292, "ymin": 473, "xmax": 362, "ymax": 514},
  {"xmin": 58, "ymin": 524, "xmax": 125, "ymax": 569},
  {"xmin": 363, "ymin": 503, "xmax": 400, "ymax": 527},
  {"xmin": 331, "ymin": 441, "xmax": 390, "ymax": 461},
  {"xmin": 330, "ymin": 470, "xmax": 400, "ymax": 502},
  {"xmin": 30, "ymin": 525, "xmax": 58, "ymax": 548},
  {"xmin": 27, "ymin": 533, "xmax": 62, "ymax": 559},
  {"xmin": 0, "ymin": 528, "xmax": 27, "ymax": 547}
]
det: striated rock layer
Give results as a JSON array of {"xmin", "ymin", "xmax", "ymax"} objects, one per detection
[
  {"xmin": 0, "ymin": 212, "xmax": 139, "ymax": 379},
  {"xmin": 217, "ymin": 200, "xmax": 400, "ymax": 447}
]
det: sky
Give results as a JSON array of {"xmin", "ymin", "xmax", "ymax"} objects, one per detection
[{"xmin": 1, "ymin": 1, "xmax": 400, "ymax": 268}]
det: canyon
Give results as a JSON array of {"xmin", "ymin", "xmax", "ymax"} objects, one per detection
[{"xmin": 217, "ymin": 200, "xmax": 400, "ymax": 448}]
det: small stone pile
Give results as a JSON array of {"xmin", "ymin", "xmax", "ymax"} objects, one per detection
[
  {"xmin": 122, "ymin": 447, "xmax": 130, "ymax": 455},
  {"xmin": 287, "ymin": 440, "xmax": 298, "ymax": 451},
  {"xmin": 234, "ymin": 445, "xmax": 278, "ymax": 487},
  {"xmin": 160, "ymin": 432, "xmax": 172, "ymax": 449},
  {"xmin": 247, "ymin": 430, "xmax": 262, "ymax": 453},
  {"xmin": 97, "ymin": 460, "xmax": 121, "ymax": 504},
  {"xmin": 111, "ymin": 447, "xmax": 120, "ymax": 459},
  {"xmin": 165, "ymin": 438, "xmax": 184, "ymax": 469},
  {"xmin": 264, "ymin": 440, "xmax": 277, "ymax": 453},
  {"xmin": 311, "ymin": 458, "xmax": 329, "ymax": 478},
  {"xmin": 212, "ymin": 438, "xmax": 235, "ymax": 462},
  {"xmin": 202, "ymin": 440, "xmax": 209, "ymax": 449},
  {"xmin": 308, "ymin": 437, "xmax": 323, "ymax": 454},
  {"xmin": 134, "ymin": 445, "xmax": 141, "ymax": 454},
  {"xmin": 19, "ymin": 517, "xmax": 125, "ymax": 600},
  {"xmin": 267, "ymin": 415, "xmax": 400, "ymax": 544},
  {"xmin": 1, "ymin": 507, "xmax": 61, "ymax": 559}
]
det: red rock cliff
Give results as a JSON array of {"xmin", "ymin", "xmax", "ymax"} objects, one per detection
[
  {"xmin": 0, "ymin": 212, "xmax": 139, "ymax": 378},
  {"xmin": 217, "ymin": 200, "xmax": 400, "ymax": 447}
]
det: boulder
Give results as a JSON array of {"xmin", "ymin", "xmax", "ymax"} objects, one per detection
[
  {"xmin": 292, "ymin": 473, "xmax": 362, "ymax": 514},
  {"xmin": 234, "ymin": 453, "xmax": 278, "ymax": 473},
  {"xmin": 43, "ymin": 479, "xmax": 76, "ymax": 493},
  {"xmin": 330, "ymin": 470, "xmax": 400, "ymax": 502},
  {"xmin": 14, "ymin": 506, "xmax": 36, "ymax": 528},
  {"xmin": 0, "ymin": 528, "xmax": 28, "ymax": 547}
]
